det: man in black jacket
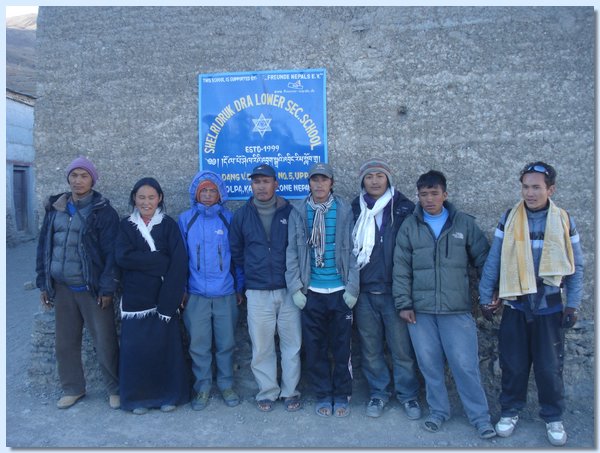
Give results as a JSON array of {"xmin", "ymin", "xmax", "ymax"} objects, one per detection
[
  {"xmin": 36, "ymin": 156, "xmax": 120, "ymax": 410},
  {"xmin": 229, "ymin": 164, "xmax": 302, "ymax": 413},
  {"xmin": 351, "ymin": 158, "xmax": 421, "ymax": 419}
]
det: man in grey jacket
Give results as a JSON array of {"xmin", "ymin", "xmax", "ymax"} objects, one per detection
[
  {"xmin": 393, "ymin": 170, "xmax": 495, "ymax": 439},
  {"xmin": 286, "ymin": 162, "xmax": 359, "ymax": 418},
  {"xmin": 36, "ymin": 156, "xmax": 120, "ymax": 410}
]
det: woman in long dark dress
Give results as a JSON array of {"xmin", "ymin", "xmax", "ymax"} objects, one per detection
[{"xmin": 115, "ymin": 177, "xmax": 190, "ymax": 414}]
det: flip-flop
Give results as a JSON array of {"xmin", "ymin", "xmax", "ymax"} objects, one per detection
[
  {"xmin": 284, "ymin": 396, "xmax": 302, "ymax": 412},
  {"xmin": 333, "ymin": 402, "xmax": 350, "ymax": 417},
  {"xmin": 315, "ymin": 401, "xmax": 332, "ymax": 417},
  {"xmin": 256, "ymin": 399, "xmax": 274, "ymax": 412}
]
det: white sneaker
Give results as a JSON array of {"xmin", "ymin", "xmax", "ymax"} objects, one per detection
[
  {"xmin": 546, "ymin": 421, "xmax": 567, "ymax": 446},
  {"xmin": 495, "ymin": 416, "xmax": 519, "ymax": 437}
]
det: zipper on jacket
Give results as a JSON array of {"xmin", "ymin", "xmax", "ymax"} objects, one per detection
[
  {"xmin": 60, "ymin": 215, "xmax": 73, "ymax": 274},
  {"xmin": 196, "ymin": 244, "xmax": 200, "ymax": 271},
  {"xmin": 218, "ymin": 244, "xmax": 223, "ymax": 271}
]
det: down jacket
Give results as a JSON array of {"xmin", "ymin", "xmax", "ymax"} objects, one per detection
[
  {"xmin": 36, "ymin": 190, "xmax": 120, "ymax": 299},
  {"xmin": 392, "ymin": 201, "xmax": 489, "ymax": 314}
]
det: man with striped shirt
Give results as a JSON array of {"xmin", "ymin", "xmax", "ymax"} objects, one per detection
[
  {"xmin": 478, "ymin": 161, "xmax": 584, "ymax": 447},
  {"xmin": 286, "ymin": 162, "xmax": 359, "ymax": 418}
]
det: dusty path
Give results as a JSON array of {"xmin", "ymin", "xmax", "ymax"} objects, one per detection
[{"xmin": 5, "ymin": 240, "xmax": 596, "ymax": 449}]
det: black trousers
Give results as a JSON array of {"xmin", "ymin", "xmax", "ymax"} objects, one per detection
[
  {"xmin": 302, "ymin": 290, "xmax": 353, "ymax": 404},
  {"xmin": 498, "ymin": 307, "xmax": 565, "ymax": 422}
]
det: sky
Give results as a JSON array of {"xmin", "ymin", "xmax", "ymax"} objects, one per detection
[{"xmin": 5, "ymin": 5, "xmax": 38, "ymax": 18}]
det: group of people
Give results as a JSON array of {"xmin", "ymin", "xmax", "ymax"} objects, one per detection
[{"xmin": 36, "ymin": 155, "xmax": 584, "ymax": 447}]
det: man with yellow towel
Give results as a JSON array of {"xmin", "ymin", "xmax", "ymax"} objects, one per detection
[{"xmin": 478, "ymin": 161, "xmax": 584, "ymax": 447}]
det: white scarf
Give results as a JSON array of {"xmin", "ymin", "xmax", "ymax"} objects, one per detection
[
  {"xmin": 352, "ymin": 187, "xmax": 394, "ymax": 270},
  {"xmin": 121, "ymin": 208, "xmax": 170, "ymax": 322},
  {"xmin": 128, "ymin": 207, "xmax": 164, "ymax": 251}
]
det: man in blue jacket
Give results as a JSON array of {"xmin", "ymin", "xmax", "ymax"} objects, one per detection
[
  {"xmin": 479, "ymin": 162, "xmax": 584, "ymax": 447},
  {"xmin": 229, "ymin": 164, "xmax": 302, "ymax": 413},
  {"xmin": 36, "ymin": 156, "xmax": 120, "ymax": 410},
  {"xmin": 179, "ymin": 170, "xmax": 244, "ymax": 411}
]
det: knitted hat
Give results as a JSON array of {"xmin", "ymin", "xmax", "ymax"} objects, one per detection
[
  {"xmin": 195, "ymin": 179, "xmax": 220, "ymax": 204},
  {"xmin": 66, "ymin": 156, "xmax": 98, "ymax": 186},
  {"xmin": 358, "ymin": 158, "xmax": 393, "ymax": 188}
]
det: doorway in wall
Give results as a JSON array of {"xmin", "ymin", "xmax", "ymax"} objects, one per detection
[{"xmin": 13, "ymin": 165, "xmax": 29, "ymax": 231}]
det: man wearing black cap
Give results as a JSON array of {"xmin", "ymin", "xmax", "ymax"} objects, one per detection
[
  {"xmin": 286, "ymin": 162, "xmax": 359, "ymax": 418},
  {"xmin": 36, "ymin": 156, "xmax": 120, "ymax": 410},
  {"xmin": 230, "ymin": 163, "xmax": 302, "ymax": 413}
]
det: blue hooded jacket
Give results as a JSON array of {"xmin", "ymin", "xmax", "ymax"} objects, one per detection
[{"xmin": 178, "ymin": 171, "xmax": 243, "ymax": 297}]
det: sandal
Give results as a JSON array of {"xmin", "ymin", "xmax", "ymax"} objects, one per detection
[
  {"xmin": 284, "ymin": 396, "xmax": 302, "ymax": 412},
  {"xmin": 333, "ymin": 402, "xmax": 350, "ymax": 418},
  {"xmin": 315, "ymin": 401, "xmax": 332, "ymax": 417},
  {"xmin": 477, "ymin": 422, "xmax": 497, "ymax": 439},
  {"xmin": 256, "ymin": 399, "xmax": 274, "ymax": 412},
  {"xmin": 423, "ymin": 415, "xmax": 443, "ymax": 433}
]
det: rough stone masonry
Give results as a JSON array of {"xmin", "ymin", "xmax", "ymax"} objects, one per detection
[{"xmin": 31, "ymin": 6, "xmax": 594, "ymax": 403}]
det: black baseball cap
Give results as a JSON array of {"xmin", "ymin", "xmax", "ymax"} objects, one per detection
[{"xmin": 249, "ymin": 164, "xmax": 276, "ymax": 179}]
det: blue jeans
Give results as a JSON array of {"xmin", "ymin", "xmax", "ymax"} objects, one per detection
[
  {"xmin": 408, "ymin": 312, "xmax": 491, "ymax": 427},
  {"xmin": 183, "ymin": 294, "xmax": 238, "ymax": 394},
  {"xmin": 355, "ymin": 292, "xmax": 419, "ymax": 403}
]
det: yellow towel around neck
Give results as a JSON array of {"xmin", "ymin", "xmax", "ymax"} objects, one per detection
[{"xmin": 499, "ymin": 199, "xmax": 574, "ymax": 300}]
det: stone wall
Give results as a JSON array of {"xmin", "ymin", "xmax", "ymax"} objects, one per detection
[{"xmin": 32, "ymin": 6, "xmax": 594, "ymax": 398}]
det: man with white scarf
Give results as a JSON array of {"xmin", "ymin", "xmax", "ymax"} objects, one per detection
[{"xmin": 351, "ymin": 158, "xmax": 421, "ymax": 420}]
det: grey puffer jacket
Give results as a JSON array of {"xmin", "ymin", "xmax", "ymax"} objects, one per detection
[
  {"xmin": 392, "ymin": 201, "xmax": 489, "ymax": 314},
  {"xmin": 36, "ymin": 190, "xmax": 120, "ymax": 299}
]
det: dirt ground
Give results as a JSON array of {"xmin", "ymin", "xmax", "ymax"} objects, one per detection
[{"xmin": 5, "ymin": 240, "xmax": 597, "ymax": 449}]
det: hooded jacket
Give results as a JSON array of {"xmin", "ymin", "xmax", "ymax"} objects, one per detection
[
  {"xmin": 178, "ymin": 170, "xmax": 242, "ymax": 297},
  {"xmin": 393, "ymin": 201, "xmax": 489, "ymax": 314}
]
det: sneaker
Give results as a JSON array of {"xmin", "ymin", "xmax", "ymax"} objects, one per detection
[
  {"xmin": 403, "ymin": 400, "xmax": 422, "ymax": 420},
  {"xmin": 546, "ymin": 421, "xmax": 567, "ymax": 446},
  {"xmin": 191, "ymin": 391, "xmax": 209, "ymax": 411},
  {"xmin": 222, "ymin": 388, "xmax": 240, "ymax": 407},
  {"xmin": 496, "ymin": 415, "xmax": 519, "ymax": 437},
  {"xmin": 57, "ymin": 393, "xmax": 85, "ymax": 409},
  {"xmin": 132, "ymin": 407, "xmax": 149, "ymax": 415},
  {"xmin": 365, "ymin": 398, "xmax": 385, "ymax": 418},
  {"xmin": 477, "ymin": 422, "xmax": 497, "ymax": 439},
  {"xmin": 109, "ymin": 394, "xmax": 120, "ymax": 409}
]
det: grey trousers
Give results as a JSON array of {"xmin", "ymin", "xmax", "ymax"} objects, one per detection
[{"xmin": 54, "ymin": 283, "xmax": 119, "ymax": 396}]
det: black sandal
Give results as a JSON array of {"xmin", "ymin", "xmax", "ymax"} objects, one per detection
[
  {"xmin": 256, "ymin": 399, "xmax": 274, "ymax": 412},
  {"xmin": 284, "ymin": 396, "xmax": 302, "ymax": 412}
]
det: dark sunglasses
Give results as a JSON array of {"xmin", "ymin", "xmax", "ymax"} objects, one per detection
[{"xmin": 525, "ymin": 164, "xmax": 549, "ymax": 176}]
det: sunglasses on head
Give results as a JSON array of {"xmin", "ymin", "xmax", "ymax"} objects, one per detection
[{"xmin": 525, "ymin": 164, "xmax": 549, "ymax": 176}]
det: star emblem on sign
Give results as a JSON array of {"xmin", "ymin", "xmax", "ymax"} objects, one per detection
[{"xmin": 252, "ymin": 113, "xmax": 272, "ymax": 137}]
